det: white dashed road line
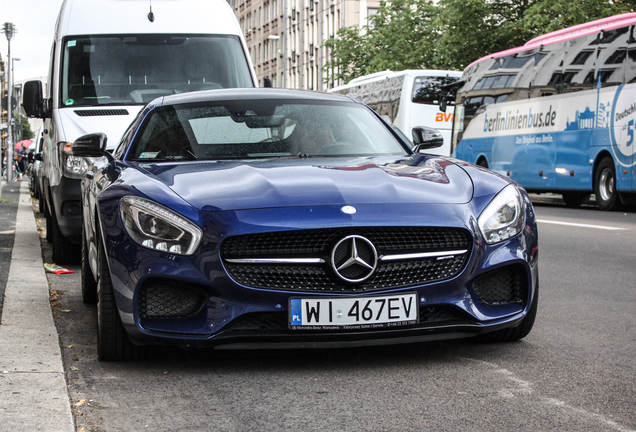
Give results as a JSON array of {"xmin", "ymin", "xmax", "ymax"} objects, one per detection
[{"xmin": 537, "ymin": 219, "xmax": 628, "ymax": 231}]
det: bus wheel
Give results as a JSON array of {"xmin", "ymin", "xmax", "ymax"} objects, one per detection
[
  {"xmin": 562, "ymin": 192, "xmax": 586, "ymax": 208},
  {"xmin": 594, "ymin": 157, "xmax": 621, "ymax": 211},
  {"xmin": 477, "ymin": 158, "xmax": 488, "ymax": 169}
]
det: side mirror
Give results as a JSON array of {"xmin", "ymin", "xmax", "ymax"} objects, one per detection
[
  {"xmin": 72, "ymin": 133, "xmax": 112, "ymax": 160},
  {"xmin": 263, "ymin": 77, "xmax": 273, "ymax": 88},
  {"xmin": 412, "ymin": 126, "xmax": 444, "ymax": 153},
  {"xmin": 34, "ymin": 153, "xmax": 44, "ymax": 162},
  {"xmin": 439, "ymin": 98, "xmax": 447, "ymax": 113},
  {"xmin": 22, "ymin": 80, "xmax": 48, "ymax": 118}
]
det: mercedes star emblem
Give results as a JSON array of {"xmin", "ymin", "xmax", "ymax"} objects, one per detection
[{"xmin": 331, "ymin": 235, "xmax": 378, "ymax": 283}]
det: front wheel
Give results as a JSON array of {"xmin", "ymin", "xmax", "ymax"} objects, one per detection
[
  {"xmin": 81, "ymin": 218, "xmax": 98, "ymax": 304},
  {"xmin": 594, "ymin": 157, "xmax": 621, "ymax": 211},
  {"xmin": 96, "ymin": 234, "xmax": 146, "ymax": 361}
]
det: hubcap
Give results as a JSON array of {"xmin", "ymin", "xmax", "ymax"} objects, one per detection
[{"xmin": 599, "ymin": 168, "xmax": 614, "ymax": 202}]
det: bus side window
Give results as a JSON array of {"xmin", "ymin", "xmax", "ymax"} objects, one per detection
[
  {"xmin": 543, "ymin": 41, "xmax": 567, "ymax": 95},
  {"xmin": 625, "ymin": 25, "xmax": 636, "ymax": 84}
]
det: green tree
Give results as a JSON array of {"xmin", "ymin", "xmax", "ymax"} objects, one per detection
[
  {"xmin": 20, "ymin": 115, "xmax": 34, "ymax": 141},
  {"xmin": 323, "ymin": 0, "xmax": 439, "ymax": 84},
  {"xmin": 435, "ymin": 0, "xmax": 532, "ymax": 71},
  {"xmin": 323, "ymin": 0, "xmax": 636, "ymax": 84},
  {"xmin": 364, "ymin": 0, "xmax": 439, "ymax": 71},
  {"xmin": 323, "ymin": 26, "xmax": 371, "ymax": 85},
  {"xmin": 522, "ymin": 0, "xmax": 636, "ymax": 36}
]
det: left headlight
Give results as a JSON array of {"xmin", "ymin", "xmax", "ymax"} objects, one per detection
[
  {"xmin": 478, "ymin": 184, "xmax": 525, "ymax": 245},
  {"xmin": 59, "ymin": 141, "xmax": 92, "ymax": 179},
  {"xmin": 120, "ymin": 196, "xmax": 203, "ymax": 256}
]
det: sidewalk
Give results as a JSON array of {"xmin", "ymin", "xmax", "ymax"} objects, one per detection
[{"xmin": 0, "ymin": 179, "xmax": 74, "ymax": 431}]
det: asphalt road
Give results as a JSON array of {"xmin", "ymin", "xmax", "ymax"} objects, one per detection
[{"xmin": 38, "ymin": 198, "xmax": 636, "ymax": 432}]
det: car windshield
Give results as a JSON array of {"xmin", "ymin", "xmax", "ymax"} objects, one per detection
[
  {"xmin": 61, "ymin": 35, "xmax": 253, "ymax": 107},
  {"xmin": 128, "ymin": 99, "xmax": 408, "ymax": 160}
]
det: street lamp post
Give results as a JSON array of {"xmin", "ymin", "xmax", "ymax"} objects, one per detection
[
  {"xmin": 3, "ymin": 22, "xmax": 16, "ymax": 182},
  {"xmin": 267, "ymin": 35, "xmax": 280, "ymax": 87},
  {"xmin": 11, "ymin": 58, "xmax": 20, "ymax": 146}
]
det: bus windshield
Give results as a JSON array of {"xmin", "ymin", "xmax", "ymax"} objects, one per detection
[
  {"xmin": 412, "ymin": 76, "xmax": 459, "ymax": 105},
  {"xmin": 61, "ymin": 35, "xmax": 254, "ymax": 107}
]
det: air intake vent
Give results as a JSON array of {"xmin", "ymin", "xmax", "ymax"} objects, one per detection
[
  {"xmin": 138, "ymin": 281, "xmax": 207, "ymax": 319},
  {"xmin": 473, "ymin": 265, "xmax": 526, "ymax": 305},
  {"xmin": 74, "ymin": 109, "xmax": 129, "ymax": 117}
]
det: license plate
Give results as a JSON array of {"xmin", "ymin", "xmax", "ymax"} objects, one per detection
[{"xmin": 289, "ymin": 293, "xmax": 418, "ymax": 330}]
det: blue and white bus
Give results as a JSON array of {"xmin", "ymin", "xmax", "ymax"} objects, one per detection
[{"xmin": 450, "ymin": 13, "xmax": 636, "ymax": 210}]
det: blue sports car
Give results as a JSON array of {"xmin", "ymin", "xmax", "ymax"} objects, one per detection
[{"xmin": 74, "ymin": 89, "xmax": 538, "ymax": 361}]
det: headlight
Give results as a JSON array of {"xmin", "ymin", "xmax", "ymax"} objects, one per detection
[
  {"xmin": 478, "ymin": 184, "xmax": 525, "ymax": 245},
  {"xmin": 59, "ymin": 141, "xmax": 92, "ymax": 179},
  {"xmin": 120, "ymin": 196, "xmax": 203, "ymax": 255}
]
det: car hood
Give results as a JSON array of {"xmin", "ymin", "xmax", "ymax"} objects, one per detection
[{"xmin": 135, "ymin": 155, "xmax": 474, "ymax": 212}]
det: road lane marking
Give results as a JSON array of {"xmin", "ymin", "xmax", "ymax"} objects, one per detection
[
  {"xmin": 537, "ymin": 219, "xmax": 628, "ymax": 231},
  {"xmin": 462, "ymin": 357, "xmax": 636, "ymax": 432}
]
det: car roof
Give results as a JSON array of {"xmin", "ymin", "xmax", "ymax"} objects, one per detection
[{"xmin": 159, "ymin": 88, "xmax": 356, "ymax": 107}]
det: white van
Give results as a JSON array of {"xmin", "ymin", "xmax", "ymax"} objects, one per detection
[
  {"xmin": 22, "ymin": 0, "xmax": 257, "ymax": 264},
  {"xmin": 329, "ymin": 70, "xmax": 462, "ymax": 156}
]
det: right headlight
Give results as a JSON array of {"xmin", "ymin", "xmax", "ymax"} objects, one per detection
[
  {"xmin": 120, "ymin": 196, "xmax": 203, "ymax": 256},
  {"xmin": 478, "ymin": 184, "xmax": 525, "ymax": 245}
]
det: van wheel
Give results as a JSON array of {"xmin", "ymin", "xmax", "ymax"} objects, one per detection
[
  {"xmin": 96, "ymin": 234, "xmax": 147, "ymax": 361},
  {"xmin": 477, "ymin": 158, "xmax": 489, "ymax": 169},
  {"xmin": 49, "ymin": 209, "xmax": 81, "ymax": 265},
  {"xmin": 81, "ymin": 219, "xmax": 98, "ymax": 304},
  {"xmin": 38, "ymin": 193, "xmax": 45, "ymax": 214},
  {"xmin": 44, "ymin": 206, "xmax": 52, "ymax": 243},
  {"xmin": 594, "ymin": 157, "xmax": 621, "ymax": 211}
]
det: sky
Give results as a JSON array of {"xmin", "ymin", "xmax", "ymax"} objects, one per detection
[{"xmin": 0, "ymin": 0, "xmax": 65, "ymax": 83}]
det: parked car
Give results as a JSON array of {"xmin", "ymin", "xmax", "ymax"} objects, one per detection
[
  {"xmin": 75, "ymin": 88, "xmax": 539, "ymax": 361},
  {"xmin": 27, "ymin": 128, "xmax": 45, "ymax": 212}
]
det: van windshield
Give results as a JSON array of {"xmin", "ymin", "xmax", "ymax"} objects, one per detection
[{"xmin": 61, "ymin": 35, "xmax": 254, "ymax": 107}]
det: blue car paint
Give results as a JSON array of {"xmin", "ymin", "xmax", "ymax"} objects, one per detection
[
  {"xmin": 81, "ymin": 89, "xmax": 538, "ymax": 349},
  {"xmin": 92, "ymin": 155, "xmax": 537, "ymax": 346}
]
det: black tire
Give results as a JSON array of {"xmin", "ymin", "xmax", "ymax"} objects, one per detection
[
  {"xmin": 49, "ymin": 208, "xmax": 81, "ymax": 265},
  {"xmin": 32, "ymin": 179, "xmax": 39, "ymax": 199},
  {"xmin": 45, "ymin": 205, "xmax": 52, "ymax": 243},
  {"xmin": 38, "ymin": 192, "xmax": 45, "ymax": 214},
  {"xmin": 473, "ymin": 282, "xmax": 539, "ymax": 343},
  {"xmin": 561, "ymin": 192, "xmax": 586, "ymax": 208},
  {"xmin": 81, "ymin": 218, "xmax": 98, "ymax": 304},
  {"xmin": 594, "ymin": 157, "xmax": 621, "ymax": 211},
  {"xmin": 96, "ymin": 234, "xmax": 147, "ymax": 361},
  {"xmin": 476, "ymin": 158, "xmax": 489, "ymax": 169}
]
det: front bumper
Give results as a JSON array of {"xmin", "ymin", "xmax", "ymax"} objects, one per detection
[{"xmin": 101, "ymin": 198, "xmax": 539, "ymax": 349}]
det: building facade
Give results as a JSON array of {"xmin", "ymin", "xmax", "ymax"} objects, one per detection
[{"xmin": 229, "ymin": 0, "xmax": 379, "ymax": 90}]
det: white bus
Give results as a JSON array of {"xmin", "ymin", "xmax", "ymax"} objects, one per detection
[{"xmin": 329, "ymin": 69, "xmax": 462, "ymax": 155}]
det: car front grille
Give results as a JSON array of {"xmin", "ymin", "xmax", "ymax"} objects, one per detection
[
  {"xmin": 138, "ymin": 281, "xmax": 208, "ymax": 319},
  {"xmin": 221, "ymin": 227, "xmax": 472, "ymax": 293},
  {"xmin": 472, "ymin": 265, "xmax": 527, "ymax": 305}
]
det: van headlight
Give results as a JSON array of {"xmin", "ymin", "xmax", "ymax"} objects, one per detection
[
  {"xmin": 478, "ymin": 184, "xmax": 525, "ymax": 245},
  {"xmin": 59, "ymin": 141, "xmax": 92, "ymax": 179},
  {"xmin": 120, "ymin": 196, "xmax": 203, "ymax": 255}
]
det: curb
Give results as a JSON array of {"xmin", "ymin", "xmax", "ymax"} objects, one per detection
[{"xmin": 0, "ymin": 181, "xmax": 74, "ymax": 431}]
